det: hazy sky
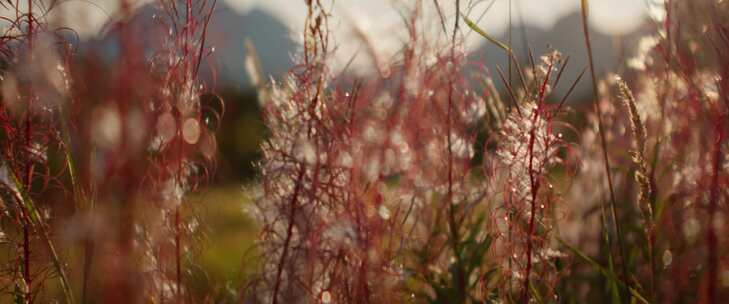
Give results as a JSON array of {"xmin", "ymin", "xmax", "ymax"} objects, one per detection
[
  {"xmin": 229, "ymin": 0, "xmax": 651, "ymax": 70},
  {"xmin": 231, "ymin": 0, "xmax": 651, "ymax": 71},
  {"xmin": 225, "ymin": 0, "xmax": 649, "ymax": 34},
  {"xmin": 9, "ymin": 0, "xmax": 656, "ymax": 73},
  {"xmin": 43, "ymin": 0, "xmax": 652, "ymax": 37}
]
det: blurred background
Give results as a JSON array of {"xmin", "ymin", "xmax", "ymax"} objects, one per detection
[{"xmin": 5, "ymin": 0, "xmax": 658, "ymax": 182}]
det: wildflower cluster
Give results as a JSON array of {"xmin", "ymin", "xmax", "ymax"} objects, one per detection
[{"xmin": 252, "ymin": 2, "xmax": 576, "ymax": 303}]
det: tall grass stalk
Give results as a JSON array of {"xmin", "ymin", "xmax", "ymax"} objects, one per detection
[
  {"xmin": 617, "ymin": 78, "xmax": 655, "ymax": 300},
  {"xmin": 579, "ymin": 0, "xmax": 630, "ymax": 298}
]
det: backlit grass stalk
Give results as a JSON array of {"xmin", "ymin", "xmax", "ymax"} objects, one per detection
[
  {"xmin": 7, "ymin": 170, "xmax": 75, "ymax": 304},
  {"xmin": 579, "ymin": 0, "xmax": 630, "ymax": 296},
  {"xmin": 521, "ymin": 56, "xmax": 556, "ymax": 304},
  {"xmin": 270, "ymin": 2, "xmax": 330, "ymax": 303},
  {"xmin": 22, "ymin": 2, "xmax": 34, "ymax": 301},
  {"xmin": 705, "ymin": 123, "xmax": 723, "ymax": 304},
  {"xmin": 446, "ymin": 1, "xmax": 467, "ymax": 300},
  {"xmin": 617, "ymin": 78, "xmax": 655, "ymax": 300}
]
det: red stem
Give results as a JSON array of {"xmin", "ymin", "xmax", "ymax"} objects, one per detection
[
  {"xmin": 445, "ymin": 2, "xmax": 467, "ymax": 299},
  {"xmin": 175, "ymin": 206, "xmax": 182, "ymax": 301},
  {"xmin": 23, "ymin": 1, "xmax": 34, "ymax": 300},
  {"xmin": 272, "ymin": 166, "xmax": 305, "ymax": 304},
  {"xmin": 522, "ymin": 109, "xmax": 540, "ymax": 303},
  {"xmin": 580, "ymin": 2, "xmax": 630, "ymax": 297},
  {"xmin": 706, "ymin": 121, "xmax": 724, "ymax": 304},
  {"xmin": 521, "ymin": 60, "xmax": 552, "ymax": 303}
]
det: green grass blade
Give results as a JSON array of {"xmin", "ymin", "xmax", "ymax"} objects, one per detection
[
  {"xmin": 8, "ymin": 168, "xmax": 76, "ymax": 304},
  {"xmin": 558, "ymin": 237, "xmax": 649, "ymax": 304},
  {"xmin": 462, "ymin": 14, "xmax": 512, "ymax": 55}
]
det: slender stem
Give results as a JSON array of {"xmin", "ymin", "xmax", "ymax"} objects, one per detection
[
  {"xmin": 23, "ymin": 2, "xmax": 34, "ymax": 301},
  {"xmin": 175, "ymin": 207, "xmax": 182, "ymax": 301},
  {"xmin": 522, "ymin": 111, "xmax": 539, "ymax": 303},
  {"xmin": 271, "ymin": 166, "xmax": 305, "ymax": 304},
  {"xmin": 446, "ymin": 2, "xmax": 467, "ymax": 301},
  {"xmin": 81, "ymin": 236, "xmax": 94, "ymax": 303},
  {"xmin": 508, "ymin": 0, "xmax": 512, "ymax": 88},
  {"xmin": 706, "ymin": 122, "xmax": 724, "ymax": 304},
  {"xmin": 507, "ymin": 2, "xmax": 514, "ymax": 298},
  {"xmin": 22, "ymin": 217, "xmax": 30, "ymax": 300},
  {"xmin": 115, "ymin": 2, "xmax": 136, "ymax": 301},
  {"xmin": 579, "ymin": 0, "xmax": 630, "ymax": 295},
  {"xmin": 9, "ymin": 169, "xmax": 75, "ymax": 304},
  {"xmin": 185, "ymin": 0, "xmax": 193, "ymax": 80},
  {"xmin": 521, "ymin": 56, "xmax": 554, "ymax": 303}
]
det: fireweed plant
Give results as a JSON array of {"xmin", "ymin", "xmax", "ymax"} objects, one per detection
[
  {"xmin": 249, "ymin": 1, "xmax": 578, "ymax": 303},
  {"xmin": 249, "ymin": 0, "xmax": 729, "ymax": 303},
  {"xmin": 0, "ymin": 0, "xmax": 728, "ymax": 303},
  {"xmin": 0, "ymin": 0, "xmax": 220, "ymax": 302}
]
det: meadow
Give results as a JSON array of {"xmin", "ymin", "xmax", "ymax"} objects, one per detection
[{"xmin": 0, "ymin": 0, "xmax": 727, "ymax": 303}]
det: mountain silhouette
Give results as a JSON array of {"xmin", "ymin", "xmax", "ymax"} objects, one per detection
[
  {"xmin": 468, "ymin": 11, "xmax": 647, "ymax": 99},
  {"xmin": 79, "ymin": 1, "xmax": 297, "ymax": 89},
  {"xmin": 202, "ymin": 3, "xmax": 296, "ymax": 88},
  {"xmin": 77, "ymin": 5, "xmax": 646, "ymax": 97}
]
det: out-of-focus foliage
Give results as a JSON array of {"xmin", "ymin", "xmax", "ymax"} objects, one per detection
[{"xmin": 2, "ymin": 0, "xmax": 729, "ymax": 303}]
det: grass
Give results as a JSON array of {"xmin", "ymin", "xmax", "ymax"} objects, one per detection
[
  {"xmin": 2, "ymin": 0, "xmax": 729, "ymax": 303},
  {"xmin": 192, "ymin": 185, "xmax": 259, "ymax": 285}
]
